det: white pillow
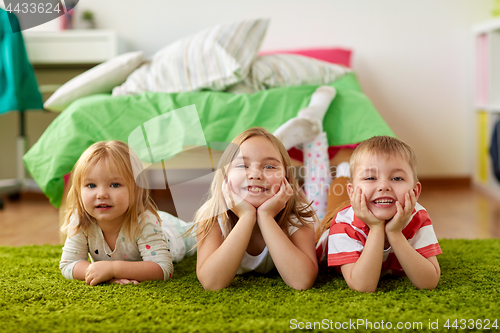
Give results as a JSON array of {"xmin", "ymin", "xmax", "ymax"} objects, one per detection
[
  {"xmin": 112, "ymin": 19, "xmax": 269, "ymax": 96},
  {"xmin": 226, "ymin": 54, "xmax": 350, "ymax": 93},
  {"xmin": 44, "ymin": 51, "xmax": 144, "ymax": 112}
]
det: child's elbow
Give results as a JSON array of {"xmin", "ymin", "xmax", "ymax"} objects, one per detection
[
  {"xmin": 413, "ymin": 270, "xmax": 440, "ymax": 290},
  {"xmin": 414, "ymin": 279, "xmax": 440, "ymax": 291},
  {"xmin": 346, "ymin": 280, "xmax": 378, "ymax": 293},
  {"xmin": 350, "ymin": 285, "xmax": 377, "ymax": 293},
  {"xmin": 201, "ymin": 281, "xmax": 229, "ymax": 291},
  {"xmin": 287, "ymin": 279, "xmax": 315, "ymax": 291},
  {"xmin": 197, "ymin": 274, "xmax": 230, "ymax": 291},
  {"xmin": 286, "ymin": 267, "xmax": 318, "ymax": 290}
]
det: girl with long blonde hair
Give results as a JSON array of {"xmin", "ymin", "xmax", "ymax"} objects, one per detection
[{"xmin": 194, "ymin": 128, "xmax": 319, "ymax": 290}]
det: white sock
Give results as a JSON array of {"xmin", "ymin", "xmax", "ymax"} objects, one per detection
[
  {"xmin": 298, "ymin": 86, "xmax": 337, "ymax": 132},
  {"xmin": 274, "ymin": 117, "xmax": 321, "ymax": 151},
  {"xmin": 274, "ymin": 86, "xmax": 337, "ymax": 150},
  {"xmin": 335, "ymin": 161, "xmax": 350, "ymax": 178}
]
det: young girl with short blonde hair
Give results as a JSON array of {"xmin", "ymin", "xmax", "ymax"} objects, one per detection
[{"xmin": 60, "ymin": 141, "xmax": 192, "ymax": 285}]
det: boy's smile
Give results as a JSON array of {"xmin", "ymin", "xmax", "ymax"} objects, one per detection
[
  {"xmin": 226, "ymin": 136, "xmax": 285, "ymax": 208},
  {"xmin": 348, "ymin": 153, "xmax": 421, "ymax": 221}
]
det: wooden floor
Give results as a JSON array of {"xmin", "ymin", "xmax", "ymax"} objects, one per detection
[{"xmin": 0, "ymin": 181, "xmax": 499, "ymax": 247}]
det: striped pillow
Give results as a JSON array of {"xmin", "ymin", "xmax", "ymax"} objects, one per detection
[
  {"xmin": 112, "ymin": 19, "xmax": 269, "ymax": 95},
  {"xmin": 226, "ymin": 54, "xmax": 350, "ymax": 93}
]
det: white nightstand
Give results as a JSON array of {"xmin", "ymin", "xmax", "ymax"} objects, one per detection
[
  {"xmin": 22, "ymin": 30, "xmax": 119, "ymax": 97},
  {"xmin": 23, "ymin": 29, "xmax": 118, "ymax": 64}
]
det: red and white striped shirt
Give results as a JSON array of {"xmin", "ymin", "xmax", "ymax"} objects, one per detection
[{"xmin": 316, "ymin": 203, "xmax": 442, "ymax": 275}]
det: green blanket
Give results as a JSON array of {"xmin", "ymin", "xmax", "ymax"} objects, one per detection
[{"xmin": 24, "ymin": 73, "xmax": 394, "ymax": 207}]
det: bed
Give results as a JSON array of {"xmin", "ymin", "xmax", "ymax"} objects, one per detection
[{"xmin": 22, "ymin": 18, "xmax": 395, "ymax": 218}]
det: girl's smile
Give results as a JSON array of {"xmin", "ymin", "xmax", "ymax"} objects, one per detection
[
  {"xmin": 95, "ymin": 203, "xmax": 113, "ymax": 211},
  {"xmin": 244, "ymin": 185, "xmax": 268, "ymax": 193}
]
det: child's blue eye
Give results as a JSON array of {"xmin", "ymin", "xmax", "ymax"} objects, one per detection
[
  {"xmin": 264, "ymin": 165, "xmax": 276, "ymax": 169},
  {"xmin": 86, "ymin": 183, "xmax": 96, "ymax": 188},
  {"xmin": 235, "ymin": 164, "xmax": 247, "ymax": 168},
  {"xmin": 364, "ymin": 177, "xmax": 375, "ymax": 181},
  {"xmin": 392, "ymin": 177, "xmax": 403, "ymax": 181},
  {"xmin": 111, "ymin": 183, "xmax": 121, "ymax": 188}
]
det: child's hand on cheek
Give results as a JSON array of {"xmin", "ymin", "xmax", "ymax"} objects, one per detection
[
  {"xmin": 385, "ymin": 190, "xmax": 416, "ymax": 235},
  {"xmin": 257, "ymin": 179, "xmax": 292, "ymax": 219},
  {"xmin": 85, "ymin": 261, "xmax": 114, "ymax": 286},
  {"xmin": 351, "ymin": 187, "xmax": 384, "ymax": 229},
  {"xmin": 222, "ymin": 180, "xmax": 256, "ymax": 218}
]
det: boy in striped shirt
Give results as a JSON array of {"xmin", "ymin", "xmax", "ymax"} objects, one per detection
[{"xmin": 317, "ymin": 136, "xmax": 441, "ymax": 292}]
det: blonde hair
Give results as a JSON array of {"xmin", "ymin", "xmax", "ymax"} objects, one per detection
[
  {"xmin": 61, "ymin": 141, "xmax": 160, "ymax": 240},
  {"xmin": 192, "ymin": 127, "xmax": 317, "ymax": 246},
  {"xmin": 349, "ymin": 135, "xmax": 418, "ymax": 183}
]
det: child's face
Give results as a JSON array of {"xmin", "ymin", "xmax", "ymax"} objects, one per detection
[
  {"xmin": 81, "ymin": 161, "xmax": 130, "ymax": 227},
  {"xmin": 347, "ymin": 153, "xmax": 421, "ymax": 221},
  {"xmin": 226, "ymin": 136, "xmax": 285, "ymax": 208}
]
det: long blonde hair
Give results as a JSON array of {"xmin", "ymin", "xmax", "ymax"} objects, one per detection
[
  {"xmin": 193, "ymin": 127, "xmax": 317, "ymax": 246},
  {"xmin": 61, "ymin": 141, "xmax": 160, "ymax": 240}
]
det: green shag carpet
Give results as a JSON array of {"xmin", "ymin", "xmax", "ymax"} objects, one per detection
[{"xmin": 1, "ymin": 239, "xmax": 499, "ymax": 333}]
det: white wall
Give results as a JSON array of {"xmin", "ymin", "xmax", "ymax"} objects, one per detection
[{"xmin": 2, "ymin": 0, "xmax": 495, "ymax": 178}]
